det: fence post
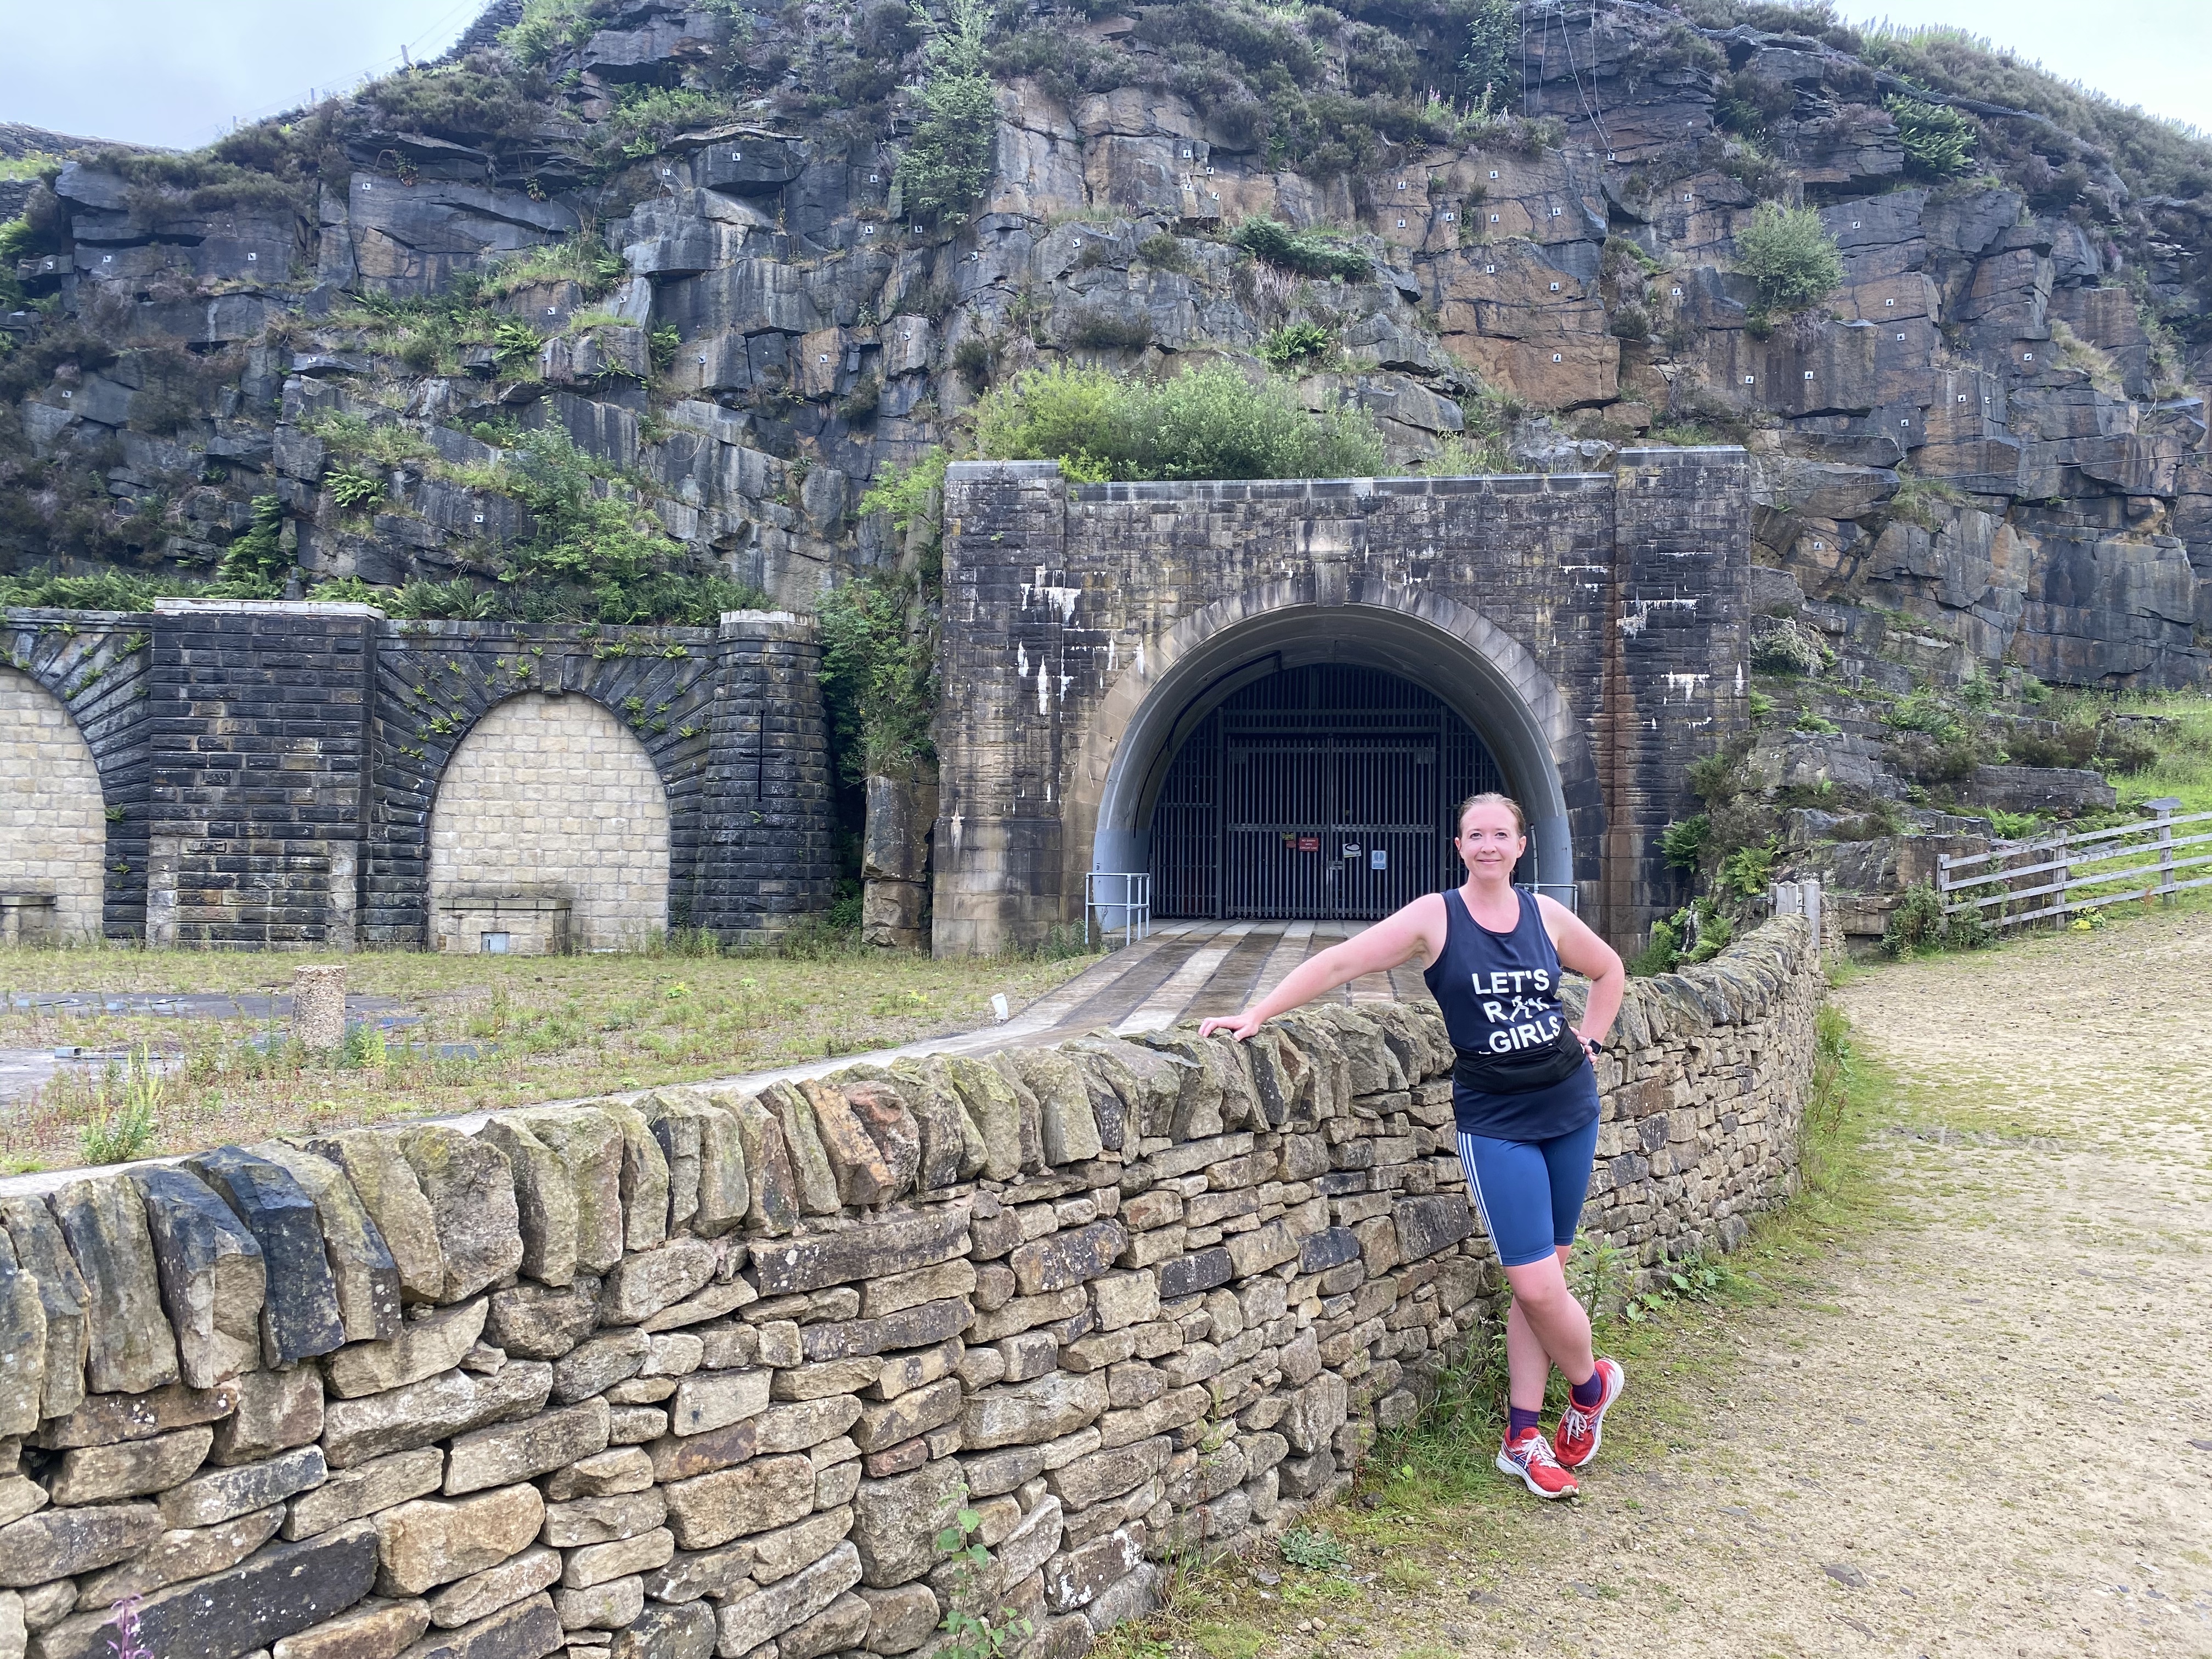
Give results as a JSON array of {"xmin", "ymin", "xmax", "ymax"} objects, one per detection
[
  {"xmin": 2158, "ymin": 804, "xmax": 2177, "ymax": 902},
  {"xmin": 2053, "ymin": 834, "xmax": 2070, "ymax": 929},
  {"xmin": 1936, "ymin": 853, "xmax": 1951, "ymax": 920}
]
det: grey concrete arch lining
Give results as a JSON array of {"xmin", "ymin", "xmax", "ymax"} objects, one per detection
[{"xmin": 1079, "ymin": 580, "xmax": 1585, "ymax": 904}]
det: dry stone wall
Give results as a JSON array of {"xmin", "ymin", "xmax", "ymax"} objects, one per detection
[{"xmin": 0, "ymin": 918, "xmax": 1819, "ymax": 1659}]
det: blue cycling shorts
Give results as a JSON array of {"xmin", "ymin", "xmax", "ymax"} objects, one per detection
[{"xmin": 1455, "ymin": 1114, "xmax": 1602, "ymax": 1269}]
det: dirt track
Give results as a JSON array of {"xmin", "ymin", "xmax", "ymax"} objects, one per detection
[{"xmin": 1199, "ymin": 910, "xmax": 2212, "ymax": 1658}]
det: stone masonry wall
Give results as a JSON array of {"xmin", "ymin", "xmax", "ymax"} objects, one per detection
[
  {"xmin": 428, "ymin": 696, "xmax": 675, "ymax": 955},
  {"xmin": 0, "ymin": 670, "xmax": 108, "ymax": 943},
  {"xmin": 0, "ymin": 917, "xmax": 1818, "ymax": 1659}
]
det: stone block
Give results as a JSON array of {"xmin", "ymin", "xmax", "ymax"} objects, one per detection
[
  {"xmin": 321, "ymin": 1363, "xmax": 553, "ymax": 1469},
  {"xmin": 724, "ymin": 1096, "xmax": 797, "ymax": 1236},
  {"xmin": 543, "ymin": 1448, "xmax": 653, "ymax": 1502},
  {"xmin": 540, "ymin": 1490, "xmax": 665, "ymax": 1548},
  {"xmin": 49, "ymin": 1425, "xmax": 212, "ymax": 1505},
  {"xmin": 71, "ymin": 1504, "xmax": 284, "ymax": 1609},
  {"xmin": 661, "ymin": 1453, "xmax": 812, "ymax": 1548},
  {"xmin": 769, "ymin": 1358, "xmax": 881, "ymax": 1402},
  {"xmin": 185, "ymin": 1147, "xmax": 347, "ymax": 1365},
  {"xmin": 557, "ymin": 1527, "xmax": 672, "ymax": 1589},
  {"xmin": 376, "ymin": 1485, "xmax": 546, "ymax": 1596},
  {"xmin": 713, "ymin": 1541, "xmax": 860, "ymax": 1656},
  {"xmin": 1391, "ymin": 1195, "xmax": 1473, "ymax": 1263},
  {"xmin": 1088, "ymin": 1272, "xmax": 1158, "ymax": 1333},
  {"xmin": 799, "ymin": 1298, "xmax": 970, "ymax": 1362},
  {"xmin": 1008, "ymin": 1222, "xmax": 1127, "ymax": 1297},
  {"xmin": 960, "ymin": 1373, "xmax": 1107, "ymax": 1452},
  {"xmin": 30, "ymin": 1521, "xmax": 378, "ymax": 1659},
  {"xmin": 478, "ymin": 1120, "xmax": 579, "ymax": 1290},
  {"xmin": 285, "ymin": 1448, "xmax": 445, "ymax": 1541},
  {"xmin": 850, "ymin": 1378, "xmax": 962, "ymax": 1453},
  {"xmin": 307, "ymin": 1133, "xmax": 445, "ymax": 1305},
  {"xmin": 854, "ymin": 1584, "xmax": 938, "ymax": 1656},
  {"xmin": 858, "ymin": 1261, "xmax": 975, "ymax": 1320},
  {"xmin": 392, "ymin": 1593, "xmax": 561, "ymax": 1659},
  {"xmin": 1042, "ymin": 1528, "xmax": 1141, "ymax": 1613},
  {"xmin": 750, "ymin": 1396, "xmax": 864, "ymax": 1456},
  {"xmin": 607, "ymin": 1601, "xmax": 712, "ymax": 1659},
  {"xmin": 49, "ymin": 1177, "xmax": 183, "ymax": 1398},
  {"xmin": 1, "ymin": 1197, "xmax": 89, "ymax": 1420},
  {"xmin": 484, "ymin": 1282, "xmax": 600, "ymax": 1363},
  {"xmin": 213, "ymin": 1364, "xmax": 326, "ymax": 1465},
  {"xmin": 0, "ymin": 1502, "xmax": 162, "ymax": 1586},
  {"xmin": 597, "ymin": 1103, "xmax": 670, "ymax": 1255},
  {"xmin": 399, "ymin": 1129, "xmax": 523, "ymax": 1303},
  {"xmin": 798, "ymin": 1081, "xmax": 898, "ymax": 1209},
  {"xmin": 777, "ymin": 1590, "xmax": 870, "ymax": 1659},
  {"xmin": 272, "ymin": 1598, "xmax": 431, "ymax": 1659},
  {"xmin": 1154, "ymin": 1249, "xmax": 1231, "ymax": 1302},
  {"xmin": 128, "ymin": 1167, "xmax": 263, "ymax": 1389},
  {"xmin": 329, "ymin": 1300, "xmax": 492, "ymax": 1398},
  {"xmin": 849, "ymin": 1460, "xmax": 962, "ymax": 1588},
  {"xmin": 549, "ymin": 1572, "xmax": 641, "ymax": 1630},
  {"xmin": 426, "ymin": 1544, "xmax": 562, "ymax": 1629},
  {"xmin": 597, "ymin": 1239, "xmax": 716, "ymax": 1327},
  {"xmin": 668, "ymin": 1368, "xmax": 770, "ymax": 1435},
  {"xmin": 246, "ymin": 1145, "xmax": 402, "ymax": 1345},
  {"xmin": 158, "ymin": 1446, "xmax": 326, "ymax": 1528},
  {"xmin": 1046, "ymin": 1439, "xmax": 1169, "ymax": 1511},
  {"xmin": 550, "ymin": 1329, "xmax": 649, "ymax": 1404},
  {"xmin": 445, "ymin": 1400, "xmax": 611, "ymax": 1495},
  {"xmin": 748, "ymin": 1208, "xmax": 970, "ymax": 1297}
]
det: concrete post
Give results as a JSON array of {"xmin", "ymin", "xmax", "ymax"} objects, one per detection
[{"xmin": 290, "ymin": 964, "xmax": 347, "ymax": 1052}]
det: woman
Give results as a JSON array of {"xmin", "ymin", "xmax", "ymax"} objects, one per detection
[{"xmin": 1200, "ymin": 792, "xmax": 1627, "ymax": 1500}]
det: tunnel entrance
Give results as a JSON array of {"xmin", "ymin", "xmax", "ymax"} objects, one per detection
[{"xmin": 1148, "ymin": 663, "xmax": 1509, "ymax": 921}]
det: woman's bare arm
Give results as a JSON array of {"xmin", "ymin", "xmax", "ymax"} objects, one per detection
[
  {"xmin": 1199, "ymin": 894, "xmax": 1446, "ymax": 1042},
  {"xmin": 1538, "ymin": 895, "xmax": 1626, "ymax": 1048}
]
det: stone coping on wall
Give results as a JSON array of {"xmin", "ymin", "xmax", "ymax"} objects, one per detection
[{"xmin": 0, "ymin": 917, "xmax": 1818, "ymax": 1659}]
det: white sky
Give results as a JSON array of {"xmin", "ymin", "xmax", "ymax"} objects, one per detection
[{"xmin": 0, "ymin": 0, "xmax": 2202, "ymax": 153}]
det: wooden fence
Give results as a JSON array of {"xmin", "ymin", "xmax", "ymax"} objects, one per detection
[{"xmin": 1937, "ymin": 806, "xmax": 2212, "ymax": 931}]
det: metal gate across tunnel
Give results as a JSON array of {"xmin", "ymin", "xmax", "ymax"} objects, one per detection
[{"xmin": 1149, "ymin": 664, "xmax": 1506, "ymax": 921}]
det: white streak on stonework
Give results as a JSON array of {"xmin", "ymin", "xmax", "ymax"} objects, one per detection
[
  {"xmin": 1734, "ymin": 663, "xmax": 1745, "ymax": 696},
  {"xmin": 1017, "ymin": 644, "xmax": 1028, "ymax": 677},
  {"xmin": 1106, "ymin": 639, "xmax": 1117, "ymax": 673},
  {"xmin": 1663, "ymin": 673, "xmax": 1710, "ymax": 701},
  {"xmin": 1134, "ymin": 640, "xmax": 1146, "ymax": 676},
  {"xmin": 1618, "ymin": 596, "xmax": 1700, "ymax": 639},
  {"xmin": 1037, "ymin": 664, "xmax": 1052, "ymax": 714},
  {"xmin": 950, "ymin": 813, "xmax": 963, "ymax": 852}
]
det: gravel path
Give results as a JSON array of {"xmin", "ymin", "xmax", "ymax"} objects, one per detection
[{"xmin": 1206, "ymin": 911, "xmax": 2212, "ymax": 1658}]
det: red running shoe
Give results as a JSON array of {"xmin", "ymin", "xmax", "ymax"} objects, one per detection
[
  {"xmin": 1552, "ymin": 1357, "xmax": 1626, "ymax": 1471},
  {"xmin": 1496, "ymin": 1427, "xmax": 1579, "ymax": 1499}
]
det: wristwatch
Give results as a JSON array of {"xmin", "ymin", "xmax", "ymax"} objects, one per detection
[{"xmin": 1582, "ymin": 1037, "xmax": 1602, "ymax": 1057}]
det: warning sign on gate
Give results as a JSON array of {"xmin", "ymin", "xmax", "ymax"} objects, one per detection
[
  {"xmin": 1296, "ymin": 836, "xmax": 1319, "ymax": 852},
  {"xmin": 1341, "ymin": 842, "xmax": 1360, "ymax": 859},
  {"xmin": 1370, "ymin": 848, "xmax": 1388, "ymax": 870}
]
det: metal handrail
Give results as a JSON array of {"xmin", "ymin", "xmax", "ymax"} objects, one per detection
[{"xmin": 1085, "ymin": 871, "xmax": 1152, "ymax": 950}]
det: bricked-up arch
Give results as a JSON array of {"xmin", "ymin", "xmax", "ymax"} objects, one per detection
[
  {"xmin": 429, "ymin": 693, "xmax": 673, "ymax": 951},
  {"xmin": 0, "ymin": 667, "xmax": 109, "ymax": 940},
  {"xmin": 1, "ymin": 611, "xmax": 153, "ymax": 938},
  {"xmin": 1084, "ymin": 584, "xmax": 1583, "ymax": 917}
]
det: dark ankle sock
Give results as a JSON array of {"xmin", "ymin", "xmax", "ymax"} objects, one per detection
[
  {"xmin": 1570, "ymin": 1370, "xmax": 1605, "ymax": 1409},
  {"xmin": 1507, "ymin": 1405, "xmax": 1543, "ymax": 1440}
]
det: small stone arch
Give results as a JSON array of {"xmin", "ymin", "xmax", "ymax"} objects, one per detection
[
  {"xmin": 0, "ymin": 665, "xmax": 110, "ymax": 941},
  {"xmin": 1071, "ymin": 578, "xmax": 1599, "ymax": 914},
  {"xmin": 427, "ymin": 692, "xmax": 673, "ymax": 952}
]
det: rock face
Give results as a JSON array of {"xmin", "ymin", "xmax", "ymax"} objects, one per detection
[
  {"xmin": 0, "ymin": 921, "xmax": 1823, "ymax": 1656},
  {"xmin": 0, "ymin": 3, "xmax": 2203, "ymax": 698}
]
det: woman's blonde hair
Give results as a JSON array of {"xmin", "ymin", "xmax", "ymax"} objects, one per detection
[{"xmin": 1454, "ymin": 791, "xmax": 1527, "ymax": 838}]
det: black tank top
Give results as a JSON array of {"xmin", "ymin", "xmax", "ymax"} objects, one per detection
[{"xmin": 1421, "ymin": 887, "xmax": 1599, "ymax": 1140}]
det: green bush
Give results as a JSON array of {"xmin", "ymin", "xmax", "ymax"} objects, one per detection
[
  {"xmin": 504, "ymin": 0, "xmax": 602, "ymax": 68},
  {"xmin": 1733, "ymin": 202, "xmax": 1843, "ymax": 315},
  {"xmin": 1231, "ymin": 218, "xmax": 1373, "ymax": 282},
  {"xmin": 894, "ymin": 0, "xmax": 996, "ymax": 222},
  {"xmin": 326, "ymin": 467, "xmax": 386, "ymax": 511},
  {"xmin": 1660, "ymin": 814, "xmax": 1709, "ymax": 871},
  {"xmin": 1884, "ymin": 94, "xmax": 1977, "ymax": 179},
  {"xmin": 221, "ymin": 495, "xmax": 290, "ymax": 588},
  {"xmin": 1260, "ymin": 321, "xmax": 1337, "ymax": 370},
  {"xmin": 975, "ymin": 362, "xmax": 1387, "ymax": 483},
  {"xmin": 1064, "ymin": 310, "xmax": 1154, "ymax": 352},
  {"xmin": 483, "ymin": 235, "xmax": 627, "ymax": 300},
  {"xmin": 820, "ymin": 574, "xmax": 938, "ymax": 782},
  {"xmin": 859, "ymin": 450, "xmax": 950, "ymax": 533}
]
